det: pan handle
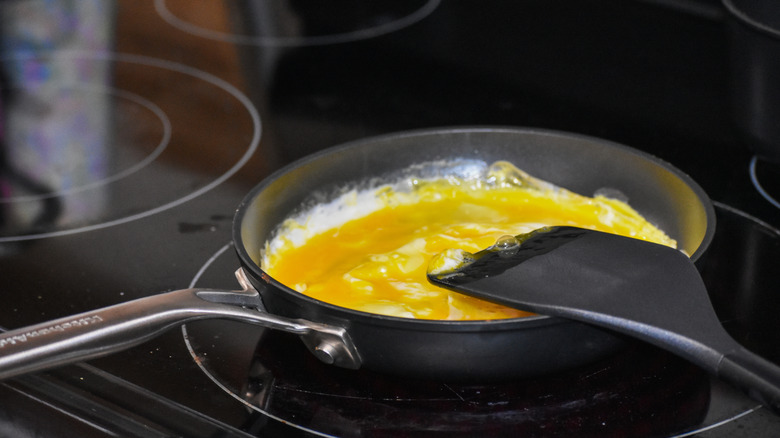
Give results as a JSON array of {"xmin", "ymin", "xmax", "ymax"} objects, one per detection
[{"xmin": 0, "ymin": 269, "xmax": 361, "ymax": 380}]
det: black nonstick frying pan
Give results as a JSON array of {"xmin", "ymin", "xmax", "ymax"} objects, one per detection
[{"xmin": 0, "ymin": 127, "xmax": 715, "ymax": 381}]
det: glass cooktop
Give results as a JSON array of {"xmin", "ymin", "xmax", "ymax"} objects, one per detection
[{"xmin": 2, "ymin": 0, "xmax": 780, "ymax": 436}]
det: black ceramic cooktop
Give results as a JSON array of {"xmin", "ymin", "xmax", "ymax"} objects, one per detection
[{"xmin": 2, "ymin": 0, "xmax": 780, "ymax": 436}]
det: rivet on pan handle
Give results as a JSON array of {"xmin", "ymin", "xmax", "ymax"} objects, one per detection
[{"xmin": 229, "ymin": 269, "xmax": 362, "ymax": 370}]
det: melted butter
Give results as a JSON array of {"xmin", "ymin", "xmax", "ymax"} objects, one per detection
[{"xmin": 262, "ymin": 161, "xmax": 677, "ymax": 321}]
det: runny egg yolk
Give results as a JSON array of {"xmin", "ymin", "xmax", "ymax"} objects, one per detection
[{"xmin": 261, "ymin": 161, "xmax": 677, "ymax": 321}]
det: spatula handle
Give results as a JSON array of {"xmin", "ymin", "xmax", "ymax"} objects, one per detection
[{"xmin": 718, "ymin": 347, "xmax": 780, "ymax": 415}]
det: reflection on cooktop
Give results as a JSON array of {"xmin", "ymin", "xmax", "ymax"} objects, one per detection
[
  {"xmin": 0, "ymin": 52, "xmax": 259, "ymax": 241},
  {"xmin": 241, "ymin": 331, "xmax": 709, "ymax": 437}
]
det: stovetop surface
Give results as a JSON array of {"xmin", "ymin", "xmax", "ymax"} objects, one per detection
[{"xmin": 2, "ymin": 0, "xmax": 780, "ymax": 436}]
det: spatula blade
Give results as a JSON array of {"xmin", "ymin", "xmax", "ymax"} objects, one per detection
[{"xmin": 427, "ymin": 226, "xmax": 733, "ymax": 368}]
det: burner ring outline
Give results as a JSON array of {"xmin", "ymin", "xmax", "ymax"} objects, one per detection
[
  {"xmin": 155, "ymin": 0, "xmax": 441, "ymax": 47},
  {"xmin": 0, "ymin": 50, "xmax": 261, "ymax": 242}
]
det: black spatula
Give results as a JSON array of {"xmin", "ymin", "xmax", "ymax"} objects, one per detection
[{"xmin": 427, "ymin": 226, "xmax": 780, "ymax": 415}]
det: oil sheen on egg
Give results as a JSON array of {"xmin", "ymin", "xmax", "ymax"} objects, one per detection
[{"xmin": 261, "ymin": 161, "xmax": 677, "ymax": 321}]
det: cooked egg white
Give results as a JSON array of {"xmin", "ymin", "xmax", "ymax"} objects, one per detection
[{"xmin": 261, "ymin": 161, "xmax": 677, "ymax": 321}]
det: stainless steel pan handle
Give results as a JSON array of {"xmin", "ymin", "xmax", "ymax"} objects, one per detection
[{"xmin": 0, "ymin": 269, "xmax": 361, "ymax": 380}]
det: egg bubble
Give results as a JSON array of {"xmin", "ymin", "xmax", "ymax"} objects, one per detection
[{"xmin": 493, "ymin": 235, "xmax": 520, "ymax": 258}]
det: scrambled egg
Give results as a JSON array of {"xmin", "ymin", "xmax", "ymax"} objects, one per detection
[{"xmin": 261, "ymin": 161, "xmax": 676, "ymax": 321}]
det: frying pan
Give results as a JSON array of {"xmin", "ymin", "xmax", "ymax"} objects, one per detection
[{"xmin": 0, "ymin": 127, "xmax": 715, "ymax": 381}]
